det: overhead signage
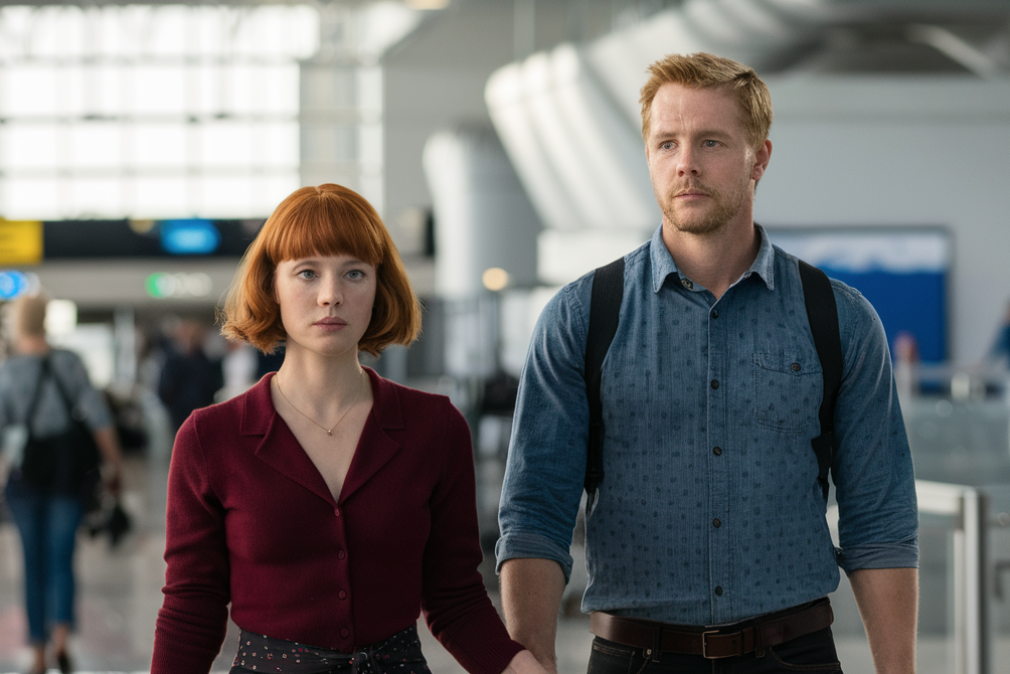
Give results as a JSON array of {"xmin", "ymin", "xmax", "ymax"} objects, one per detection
[
  {"xmin": 0, "ymin": 270, "xmax": 32, "ymax": 299},
  {"xmin": 146, "ymin": 272, "xmax": 213, "ymax": 299},
  {"xmin": 160, "ymin": 219, "xmax": 222, "ymax": 255},
  {"xmin": 40, "ymin": 219, "xmax": 261, "ymax": 259},
  {"xmin": 0, "ymin": 219, "xmax": 43, "ymax": 265}
]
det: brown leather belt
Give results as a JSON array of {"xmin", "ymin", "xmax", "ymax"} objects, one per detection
[{"xmin": 589, "ymin": 598, "xmax": 833, "ymax": 660}]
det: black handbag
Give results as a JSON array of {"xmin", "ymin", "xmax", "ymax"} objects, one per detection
[{"xmin": 20, "ymin": 356, "xmax": 101, "ymax": 497}]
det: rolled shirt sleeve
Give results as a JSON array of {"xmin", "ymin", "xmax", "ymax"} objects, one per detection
[
  {"xmin": 496, "ymin": 279, "xmax": 596, "ymax": 583},
  {"xmin": 830, "ymin": 281, "xmax": 919, "ymax": 572}
]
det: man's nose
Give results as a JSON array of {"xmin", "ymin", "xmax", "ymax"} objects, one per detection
[{"xmin": 677, "ymin": 146, "xmax": 700, "ymax": 176}]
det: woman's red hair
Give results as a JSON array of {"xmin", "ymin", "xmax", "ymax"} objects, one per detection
[{"xmin": 221, "ymin": 184, "xmax": 421, "ymax": 357}]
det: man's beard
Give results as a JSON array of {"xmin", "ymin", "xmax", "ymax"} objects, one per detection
[{"xmin": 658, "ymin": 180, "xmax": 749, "ymax": 236}]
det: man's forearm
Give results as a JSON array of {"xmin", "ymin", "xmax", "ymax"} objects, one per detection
[
  {"xmin": 848, "ymin": 567, "xmax": 918, "ymax": 674},
  {"xmin": 500, "ymin": 558, "xmax": 566, "ymax": 674}
]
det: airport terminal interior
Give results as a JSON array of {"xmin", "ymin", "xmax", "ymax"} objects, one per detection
[{"xmin": 2, "ymin": 0, "xmax": 1010, "ymax": 671}]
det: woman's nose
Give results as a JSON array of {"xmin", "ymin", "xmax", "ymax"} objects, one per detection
[{"xmin": 317, "ymin": 277, "xmax": 342, "ymax": 306}]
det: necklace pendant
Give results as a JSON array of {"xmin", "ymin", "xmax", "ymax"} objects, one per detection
[{"xmin": 326, "ymin": 429, "xmax": 333, "ymax": 436}]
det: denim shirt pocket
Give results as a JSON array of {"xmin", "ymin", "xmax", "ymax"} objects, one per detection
[{"xmin": 752, "ymin": 352, "xmax": 823, "ymax": 435}]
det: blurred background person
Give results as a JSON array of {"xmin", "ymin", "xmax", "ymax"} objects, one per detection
[
  {"xmin": 156, "ymin": 318, "xmax": 223, "ymax": 432},
  {"xmin": 893, "ymin": 330, "xmax": 921, "ymax": 400},
  {"xmin": 986, "ymin": 299, "xmax": 1010, "ymax": 368},
  {"xmin": 0, "ymin": 293, "xmax": 124, "ymax": 674},
  {"xmin": 215, "ymin": 340, "xmax": 259, "ymax": 402}
]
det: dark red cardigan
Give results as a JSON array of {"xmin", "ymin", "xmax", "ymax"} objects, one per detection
[{"xmin": 151, "ymin": 368, "xmax": 523, "ymax": 674}]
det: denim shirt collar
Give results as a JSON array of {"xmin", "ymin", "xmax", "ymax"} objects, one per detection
[{"xmin": 649, "ymin": 223, "xmax": 776, "ymax": 294}]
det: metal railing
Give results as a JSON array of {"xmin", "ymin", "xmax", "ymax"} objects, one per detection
[{"xmin": 916, "ymin": 480, "xmax": 990, "ymax": 674}]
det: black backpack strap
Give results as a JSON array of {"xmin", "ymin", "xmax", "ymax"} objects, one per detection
[
  {"xmin": 23, "ymin": 356, "xmax": 51, "ymax": 432},
  {"xmin": 584, "ymin": 257, "xmax": 625, "ymax": 511},
  {"xmin": 798, "ymin": 260, "xmax": 843, "ymax": 500},
  {"xmin": 46, "ymin": 355, "xmax": 79, "ymax": 418}
]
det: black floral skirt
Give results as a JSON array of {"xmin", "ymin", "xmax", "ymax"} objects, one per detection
[{"xmin": 230, "ymin": 624, "xmax": 431, "ymax": 674}]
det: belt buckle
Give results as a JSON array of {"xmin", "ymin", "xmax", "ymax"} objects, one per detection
[{"xmin": 701, "ymin": 630, "xmax": 733, "ymax": 659}]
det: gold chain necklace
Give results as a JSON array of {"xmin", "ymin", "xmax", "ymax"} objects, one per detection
[{"xmin": 274, "ymin": 372, "xmax": 364, "ymax": 436}]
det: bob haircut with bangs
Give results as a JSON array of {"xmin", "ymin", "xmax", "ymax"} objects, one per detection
[{"xmin": 221, "ymin": 183, "xmax": 421, "ymax": 357}]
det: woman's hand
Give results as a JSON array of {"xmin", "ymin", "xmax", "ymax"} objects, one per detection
[
  {"xmin": 103, "ymin": 464, "xmax": 123, "ymax": 498},
  {"xmin": 502, "ymin": 649, "xmax": 552, "ymax": 674},
  {"xmin": 93, "ymin": 426, "xmax": 124, "ymax": 498}
]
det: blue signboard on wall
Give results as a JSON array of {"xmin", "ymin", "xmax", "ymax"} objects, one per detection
[{"xmin": 768, "ymin": 228, "xmax": 949, "ymax": 364}]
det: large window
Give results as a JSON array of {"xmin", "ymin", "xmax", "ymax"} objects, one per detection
[{"xmin": 0, "ymin": 4, "xmax": 318, "ymax": 220}]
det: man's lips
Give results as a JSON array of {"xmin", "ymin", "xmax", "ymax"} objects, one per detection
[{"xmin": 674, "ymin": 189, "xmax": 709, "ymax": 198}]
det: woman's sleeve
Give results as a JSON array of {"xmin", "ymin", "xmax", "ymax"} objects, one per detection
[
  {"xmin": 420, "ymin": 403, "xmax": 524, "ymax": 674},
  {"xmin": 151, "ymin": 413, "xmax": 231, "ymax": 673}
]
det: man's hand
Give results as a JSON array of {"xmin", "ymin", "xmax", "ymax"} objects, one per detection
[
  {"xmin": 848, "ymin": 567, "xmax": 918, "ymax": 674},
  {"xmin": 500, "ymin": 558, "xmax": 566, "ymax": 674}
]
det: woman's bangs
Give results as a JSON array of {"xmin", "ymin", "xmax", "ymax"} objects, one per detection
[{"xmin": 268, "ymin": 203, "xmax": 384, "ymax": 267}]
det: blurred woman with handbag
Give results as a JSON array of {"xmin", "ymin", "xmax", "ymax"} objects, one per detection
[{"xmin": 0, "ymin": 293, "xmax": 124, "ymax": 674}]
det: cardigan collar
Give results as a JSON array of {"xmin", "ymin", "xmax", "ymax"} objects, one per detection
[{"xmin": 239, "ymin": 366, "xmax": 404, "ymax": 506}]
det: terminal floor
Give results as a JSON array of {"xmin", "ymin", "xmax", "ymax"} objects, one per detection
[{"xmin": 0, "ymin": 455, "xmax": 1003, "ymax": 673}]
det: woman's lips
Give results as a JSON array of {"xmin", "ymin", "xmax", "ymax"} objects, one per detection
[{"xmin": 314, "ymin": 317, "xmax": 347, "ymax": 331}]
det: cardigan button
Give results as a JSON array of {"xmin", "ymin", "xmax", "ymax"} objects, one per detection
[
  {"xmin": 339, "ymin": 590, "xmax": 347, "ymax": 600},
  {"xmin": 338, "ymin": 550, "xmax": 346, "ymax": 560},
  {"xmin": 341, "ymin": 628, "xmax": 349, "ymax": 638},
  {"xmin": 334, "ymin": 508, "xmax": 341, "ymax": 517}
]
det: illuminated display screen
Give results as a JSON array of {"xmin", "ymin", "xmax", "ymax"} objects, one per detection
[
  {"xmin": 41, "ymin": 219, "xmax": 262, "ymax": 259},
  {"xmin": 160, "ymin": 220, "xmax": 222, "ymax": 255},
  {"xmin": 0, "ymin": 270, "xmax": 32, "ymax": 299}
]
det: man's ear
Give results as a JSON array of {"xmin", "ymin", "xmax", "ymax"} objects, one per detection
[{"xmin": 751, "ymin": 139, "xmax": 772, "ymax": 182}]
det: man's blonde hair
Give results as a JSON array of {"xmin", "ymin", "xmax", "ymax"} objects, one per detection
[{"xmin": 639, "ymin": 52, "xmax": 773, "ymax": 147}]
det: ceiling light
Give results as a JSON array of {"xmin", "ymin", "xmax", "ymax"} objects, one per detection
[{"xmin": 405, "ymin": 0, "xmax": 451, "ymax": 9}]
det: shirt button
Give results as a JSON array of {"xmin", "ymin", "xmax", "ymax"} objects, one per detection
[
  {"xmin": 711, "ymin": 309, "xmax": 719, "ymax": 319},
  {"xmin": 711, "ymin": 380, "xmax": 719, "ymax": 390},
  {"xmin": 338, "ymin": 590, "xmax": 347, "ymax": 600},
  {"xmin": 715, "ymin": 586, "xmax": 724, "ymax": 596},
  {"xmin": 341, "ymin": 628, "xmax": 349, "ymax": 638},
  {"xmin": 338, "ymin": 550, "xmax": 346, "ymax": 560},
  {"xmin": 713, "ymin": 446, "xmax": 722, "ymax": 456},
  {"xmin": 681, "ymin": 278, "xmax": 693, "ymax": 290},
  {"xmin": 713, "ymin": 518, "xmax": 721, "ymax": 528},
  {"xmin": 791, "ymin": 362, "xmax": 801, "ymax": 372}
]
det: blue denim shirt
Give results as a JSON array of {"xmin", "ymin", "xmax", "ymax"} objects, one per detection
[{"xmin": 496, "ymin": 225, "xmax": 918, "ymax": 626}]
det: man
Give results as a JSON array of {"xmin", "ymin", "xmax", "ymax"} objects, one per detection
[{"xmin": 496, "ymin": 52, "xmax": 918, "ymax": 673}]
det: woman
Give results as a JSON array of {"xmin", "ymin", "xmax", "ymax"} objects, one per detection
[
  {"xmin": 0, "ymin": 293, "xmax": 124, "ymax": 674},
  {"xmin": 151, "ymin": 184, "xmax": 546, "ymax": 674}
]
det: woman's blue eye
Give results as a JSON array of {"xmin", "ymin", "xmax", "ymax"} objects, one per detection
[
  {"xmin": 299, "ymin": 269, "xmax": 316, "ymax": 279},
  {"xmin": 347, "ymin": 269, "xmax": 364, "ymax": 280}
]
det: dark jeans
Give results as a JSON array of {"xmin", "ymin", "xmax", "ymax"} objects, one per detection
[
  {"xmin": 4, "ymin": 475, "xmax": 84, "ymax": 644},
  {"xmin": 587, "ymin": 627, "xmax": 842, "ymax": 674}
]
